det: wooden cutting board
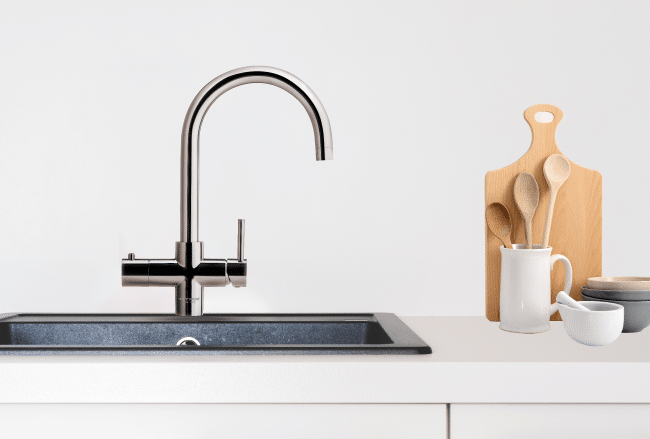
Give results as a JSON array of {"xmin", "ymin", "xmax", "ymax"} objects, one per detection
[{"xmin": 485, "ymin": 104, "xmax": 602, "ymax": 321}]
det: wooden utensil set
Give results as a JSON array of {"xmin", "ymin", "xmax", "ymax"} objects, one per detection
[
  {"xmin": 484, "ymin": 104, "xmax": 603, "ymax": 322},
  {"xmin": 487, "ymin": 153, "xmax": 570, "ymax": 250}
]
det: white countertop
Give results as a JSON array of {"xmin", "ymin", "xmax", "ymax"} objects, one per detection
[{"xmin": 1, "ymin": 316, "xmax": 648, "ymax": 404}]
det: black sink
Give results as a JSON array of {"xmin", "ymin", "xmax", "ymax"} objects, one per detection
[{"xmin": 0, "ymin": 313, "xmax": 431, "ymax": 355}]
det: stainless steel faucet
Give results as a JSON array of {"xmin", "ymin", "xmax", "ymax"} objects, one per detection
[{"xmin": 121, "ymin": 66, "xmax": 333, "ymax": 316}]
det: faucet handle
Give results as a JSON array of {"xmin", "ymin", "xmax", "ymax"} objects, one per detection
[
  {"xmin": 237, "ymin": 219, "xmax": 245, "ymax": 262},
  {"xmin": 227, "ymin": 219, "xmax": 247, "ymax": 288}
]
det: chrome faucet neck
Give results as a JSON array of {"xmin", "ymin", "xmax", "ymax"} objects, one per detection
[{"xmin": 180, "ymin": 66, "xmax": 333, "ymax": 243}]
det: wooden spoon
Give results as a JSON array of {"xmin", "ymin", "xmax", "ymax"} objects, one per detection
[
  {"xmin": 513, "ymin": 172, "xmax": 539, "ymax": 249},
  {"xmin": 542, "ymin": 154, "xmax": 571, "ymax": 249},
  {"xmin": 486, "ymin": 203, "xmax": 513, "ymax": 249}
]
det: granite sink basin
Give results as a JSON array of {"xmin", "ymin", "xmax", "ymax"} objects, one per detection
[{"xmin": 0, "ymin": 313, "xmax": 431, "ymax": 355}]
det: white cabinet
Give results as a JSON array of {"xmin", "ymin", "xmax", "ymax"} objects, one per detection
[
  {"xmin": 5, "ymin": 402, "xmax": 650, "ymax": 437},
  {"xmin": 0, "ymin": 403, "xmax": 447, "ymax": 439},
  {"xmin": 451, "ymin": 404, "xmax": 650, "ymax": 438}
]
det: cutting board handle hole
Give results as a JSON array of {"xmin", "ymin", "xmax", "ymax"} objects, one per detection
[{"xmin": 534, "ymin": 111, "xmax": 554, "ymax": 123}]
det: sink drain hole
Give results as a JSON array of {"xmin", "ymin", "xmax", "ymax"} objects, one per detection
[{"xmin": 176, "ymin": 336, "xmax": 200, "ymax": 346}]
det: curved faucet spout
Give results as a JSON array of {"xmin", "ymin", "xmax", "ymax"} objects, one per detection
[{"xmin": 180, "ymin": 66, "xmax": 333, "ymax": 243}]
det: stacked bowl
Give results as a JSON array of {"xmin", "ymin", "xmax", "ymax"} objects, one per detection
[{"xmin": 581, "ymin": 277, "xmax": 650, "ymax": 333}]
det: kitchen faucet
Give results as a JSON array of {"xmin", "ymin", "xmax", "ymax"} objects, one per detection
[{"xmin": 121, "ymin": 66, "xmax": 333, "ymax": 316}]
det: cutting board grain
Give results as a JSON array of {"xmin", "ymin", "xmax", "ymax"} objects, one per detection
[{"xmin": 485, "ymin": 104, "xmax": 602, "ymax": 321}]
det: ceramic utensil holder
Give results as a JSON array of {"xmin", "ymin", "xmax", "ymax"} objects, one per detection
[{"xmin": 499, "ymin": 244, "xmax": 572, "ymax": 333}]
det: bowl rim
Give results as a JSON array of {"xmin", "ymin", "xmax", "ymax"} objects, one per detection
[
  {"xmin": 582, "ymin": 286, "xmax": 650, "ymax": 294},
  {"xmin": 587, "ymin": 277, "xmax": 650, "ymax": 290},
  {"xmin": 557, "ymin": 301, "xmax": 624, "ymax": 313},
  {"xmin": 580, "ymin": 292, "xmax": 650, "ymax": 304}
]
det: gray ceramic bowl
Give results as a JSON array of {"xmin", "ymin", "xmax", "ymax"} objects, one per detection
[
  {"xmin": 581, "ymin": 293, "xmax": 650, "ymax": 333},
  {"xmin": 582, "ymin": 286, "xmax": 650, "ymax": 302}
]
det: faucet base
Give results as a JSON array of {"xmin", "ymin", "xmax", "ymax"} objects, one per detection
[{"xmin": 175, "ymin": 281, "xmax": 204, "ymax": 316}]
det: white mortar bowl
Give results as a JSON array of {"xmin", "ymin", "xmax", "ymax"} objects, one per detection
[{"xmin": 557, "ymin": 301, "xmax": 624, "ymax": 347}]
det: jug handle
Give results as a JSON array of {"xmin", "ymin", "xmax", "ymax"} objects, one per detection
[{"xmin": 549, "ymin": 254, "xmax": 573, "ymax": 316}]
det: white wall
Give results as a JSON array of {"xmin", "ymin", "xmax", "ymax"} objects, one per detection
[{"xmin": 0, "ymin": 1, "xmax": 648, "ymax": 316}]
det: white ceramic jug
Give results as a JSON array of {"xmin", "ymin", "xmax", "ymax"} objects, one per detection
[{"xmin": 499, "ymin": 244, "xmax": 572, "ymax": 333}]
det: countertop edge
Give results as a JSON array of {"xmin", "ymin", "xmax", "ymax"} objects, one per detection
[{"xmin": 1, "ymin": 316, "xmax": 649, "ymax": 404}]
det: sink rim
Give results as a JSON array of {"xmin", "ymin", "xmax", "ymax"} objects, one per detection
[{"xmin": 0, "ymin": 312, "xmax": 432, "ymax": 355}]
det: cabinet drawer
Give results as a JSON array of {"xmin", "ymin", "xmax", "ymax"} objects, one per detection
[
  {"xmin": 451, "ymin": 404, "xmax": 650, "ymax": 438},
  {"xmin": 0, "ymin": 403, "xmax": 446, "ymax": 439}
]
